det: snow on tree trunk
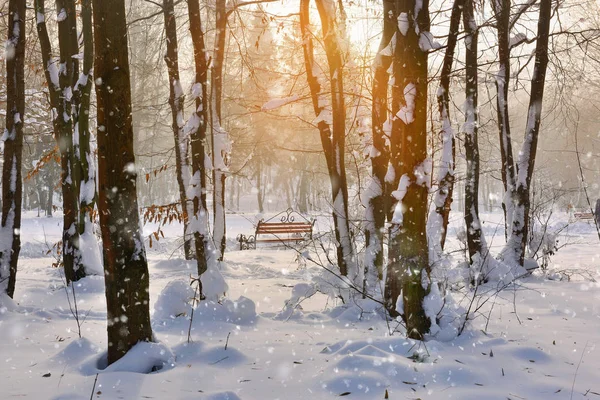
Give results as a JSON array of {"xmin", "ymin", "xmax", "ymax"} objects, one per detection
[
  {"xmin": 364, "ymin": 0, "xmax": 394, "ymax": 288},
  {"xmin": 0, "ymin": 0, "xmax": 25, "ymax": 299},
  {"xmin": 427, "ymin": 0, "xmax": 462, "ymax": 263},
  {"xmin": 462, "ymin": 0, "xmax": 487, "ymax": 273},
  {"xmin": 504, "ymin": 0, "xmax": 551, "ymax": 267},
  {"xmin": 76, "ymin": 0, "xmax": 102, "ymax": 277},
  {"xmin": 492, "ymin": 0, "xmax": 517, "ymax": 239},
  {"xmin": 187, "ymin": 0, "xmax": 211, "ymax": 282},
  {"xmin": 163, "ymin": 0, "xmax": 194, "ymax": 260},
  {"xmin": 384, "ymin": 0, "xmax": 431, "ymax": 339},
  {"xmin": 300, "ymin": 0, "xmax": 356, "ymax": 280},
  {"xmin": 92, "ymin": 0, "xmax": 153, "ymax": 365},
  {"xmin": 56, "ymin": 0, "xmax": 85, "ymax": 284}
]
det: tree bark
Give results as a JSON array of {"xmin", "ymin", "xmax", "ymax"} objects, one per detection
[
  {"xmin": 163, "ymin": 0, "xmax": 193, "ymax": 260},
  {"xmin": 365, "ymin": 0, "xmax": 394, "ymax": 284},
  {"xmin": 462, "ymin": 0, "xmax": 485, "ymax": 268},
  {"xmin": 385, "ymin": 0, "xmax": 431, "ymax": 339},
  {"xmin": 35, "ymin": 0, "xmax": 86, "ymax": 284},
  {"xmin": 0, "ymin": 0, "xmax": 26, "ymax": 298},
  {"xmin": 188, "ymin": 0, "xmax": 210, "ymax": 282},
  {"xmin": 93, "ymin": 0, "xmax": 153, "ymax": 364},
  {"xmin": 76, "ymin": 0, "xmax": 101, "ymax": 275},
  {"xmin": 211, "ymin": 0, "xmax": 229, "ymax": 262},
  {"xmin": 493, "ymin": 0, "xmax": 517, "ymax": 239}
]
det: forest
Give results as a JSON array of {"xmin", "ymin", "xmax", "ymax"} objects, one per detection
[{"xmin": 0, "ymin": 0, "xmax": 599, "ymax": 398}]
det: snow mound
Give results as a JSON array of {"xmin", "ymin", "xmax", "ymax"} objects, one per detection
[
  {"xmin": 0, "ymin": 292, "xmax": 17, "ymax": 314},
  {"xmin": 153, "ymin": 280, "xmax": 195, "ymax": 323},
  {"xmin": 202, "ymin": 392, "xmax": 242, "ymax": 400},
  {"xmin": 274, "ymin": 282, "xmax": 317, "ymax": 320},
  {"xmin": 326, "ymin": 298, "xmax": 384, "ymax": 322},
  {"xmin": 47, "ymin": 337, "xmax": 100, "ymax": 368},
  {"xmin": 72, "ymin": 275, "xmax": 105, "ymax": 294},
  {"xmin": 82, "ymin": 341, "xmax": 175, "ymax": 375},
  {"xmin": 174, "ymin": 341, "xmax": 248, "ymax": 368},
  {"xmin": 193, "ymin": 296, "xmax": 257, "ymax": 326}
]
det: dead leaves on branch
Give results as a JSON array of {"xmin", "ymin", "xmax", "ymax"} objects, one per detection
[
  {"xmin": 142, "ymin": 202, "xmax": 185, "ymax": 248},
  {"xmin": 25, "ymin": 145, "xmax": 60, "ymax": 181}
]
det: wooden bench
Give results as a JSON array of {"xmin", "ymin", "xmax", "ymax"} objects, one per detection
[
  {"xmin": 237, "ymin": 209, "xmax": 314, "ymax": 250},
  {"xmin": 573, "ymin": 212, "xmax": 595, "ymax": 222}
]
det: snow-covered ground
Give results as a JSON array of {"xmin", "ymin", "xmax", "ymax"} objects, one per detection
[{"xmin": 1, "ymin": 211, "xmax": 599, "ymax": 399}]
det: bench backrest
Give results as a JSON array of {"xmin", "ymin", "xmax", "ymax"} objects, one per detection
[{"xmin": 256, "ymin": 221, "xmax": 313, "ymax": 235}]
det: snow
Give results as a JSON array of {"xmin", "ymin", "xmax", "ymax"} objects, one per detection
[
  {"xmin": 56, "ymin": 8, "xmax": 67, "ymax": 22},
  {"xmin": 419, "ymin": 31, "xmax": 441, "ymax": 51},
  {"xmin": 397, "ymin": 12, "xmax": 410, "ymax": 36},
  {"xmin": 391, "ymin": 174, "xmax": 411, "ymax": 225},
  {"xmin": 396, "ymin": 83, "xmax": 417, "ymax": 124},
  {"xmin": 1, "ymin": 212, "xmax": 600, "ymax": 399}
]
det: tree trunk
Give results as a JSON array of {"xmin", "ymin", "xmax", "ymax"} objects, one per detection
[
  {"xmin": 0, "ymin": 0, "xmax": 25, "ymax": 298},
  {"xmin": 35, "ymin": 0, "xmax": 85, "ymax": 284},
  {"xmin": 188, "ymin": 0, "xmax": 210, "ymax": 282},
  {"xmin": 505, "ymin": 0, "xmax": 551, "ymax": 266},
  {"xmin": 462, "ymin": 0, "xmax": 486, "ymax": 269},
  {"xmin": 57, "ymin": 0, "xmax": 84, "ymax": 283},
  {"xmin": 428, "ymin": 0, "xmax": 462, "ymax": 258},
  {"xmin": 211, "ymin": 0, "xmax": 229, "ymax": 262},
  {"xmin": 299, "ymin": 0, "xmax": 355, "ymax": 279},
  {"xmin": 256, "ymin": 161, "xmax": 264, "ymax": 213},
  {"xmin": 493, "ymin": 0, "xmax": 517, "ymax": 239},
  {"xmin": 76, "ymin": 0, "xmax": 101, "ymax": 274},
  {"xmin": 163, "ymin": 0, "xmax": 193, "ymax": 260},
  {"xmin": 93, "ymin": 0, "xmax": 153, "ymax": 364},
  {"xmin": 385, "ymin": 0, "xmax": 431, "ymax": 339},
  {"xmin": 365, "ymin": 0, "xmax": 394, "ymax": 284}
]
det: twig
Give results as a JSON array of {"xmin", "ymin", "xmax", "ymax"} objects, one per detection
[
  {"xmin": 225, "ymin": 332, "xmax": 231, "ymax": 350},
  {"xmin": 89, "ymin": 373, "xmax": 98, "ymax": 400},
  {"xmin": 570, "ymin": 342, "xmax": 589, "ymax": 400}
]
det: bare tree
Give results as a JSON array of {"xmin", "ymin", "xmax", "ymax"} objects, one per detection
[
  {"xmin": 492, "ymin": 0, "xmax": 517, "ymax": 239},
  {"xmin": 504, "ymin": 0, "xmax": 552, "ymax": 266},
  {"xmin": 299, "ymin": 0, "xmax": 355, "ymax": 278},
  {"xmin": 428, "ymin": 0, "xmax": 462, "ymax": 257},
  {"xmin": 462, "ymin": 0, "xmax": 485, "ymax": 267},
  {"xmin": 162, "ymin": 0, "xmax": 193, "ymax": 260},
  {"xmin": 93, "ymin": 0, "xmax": 153, "ymax": 364},
  {"xmin": 0, "ymin": 0, "xmax": 26, "ymax": 298}
]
